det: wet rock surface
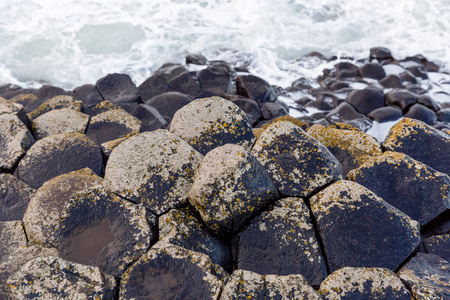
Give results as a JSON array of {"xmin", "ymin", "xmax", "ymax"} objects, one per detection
[{"xmin": 0, "ymin": 173, "xmax": 35, "ymax": 221}]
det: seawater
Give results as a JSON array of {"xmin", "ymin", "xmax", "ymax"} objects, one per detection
[{"xmin": 1, "ymin": 0, "xmax": 450, "ymax": 90}]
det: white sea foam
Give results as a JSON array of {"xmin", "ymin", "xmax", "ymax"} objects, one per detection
[{"xmin": 0, "ymin": 0, "xmax": 449, "ymax": 91}]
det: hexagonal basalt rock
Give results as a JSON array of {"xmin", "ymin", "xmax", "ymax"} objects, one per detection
[
  {"xmin": 348, "ymin": 152, "xmax": 450, "ymax": 226},
  {"xmin": 318, "ymin": 267, "xmax": 411, "ymax": 299},
  {"xmin": 120, "ymin": 241, "xmax": 228, "ymax": 300},
  {"xmin": 308, "ymin": 124, "xmax": 382, "ymax": 176},
  {"xmin": 159, "ymin": 207, "xmax": 231, "ymax": 269},
  {"xmin": 15, "ymin": 133, "xmax": 103, "ymax": 189},
  {"xmin": 6, "ymin": 256, "xmax": 116, "ymax": 299},
  {"xmin": 0, "ymin": 113, "xmax": 34, "ymax": 171},
  {"xmin": 219, "ymin": 269, "xmax": 321, "ymax": 300},
  {"xmin": 310, "ymin": 180, "xmax": 420, "ymax": 272},
  {"xmin": 0, "ymin": 220, "xmax": 27, "ymax": 259},
  {"xmin": 0, "ymin": 174, "xmax": 35, "ymax": 221},
  {"xmin": 188, "ymin": 144, "xmax": 279, "ymax": 237},
  {"xmin": 86, "ymin": 109, "xmax": 141, "ymax": 146},
  {"xmin": 105, "ymin": 130, "xmax": 203, "ymax": 215},
  {"xmin": 27, "ymin": 95, "xmax": 84, "ymax": 121},
  {"xmin": 58, "ymin": 185, "xmax": 156, "ymax": 277},
  {"xmin": 251, "ymin": 121, "xmax": 343, "ymax": 197},
  {"xmin": 398, "ymin": 253, "xmax": 450, "ymax": 299},
  {"xmin": 0, "ymin": 96, "xmax": 29, "ymax": 126},
  {"xmin": 423, "ymin": 234, "xmax": 450, "ymax": 261},
  {"xmin": 31, "ymin": 108, "xmax": 90, "ymax": 140},
  {"xmin": 384, "ymin": 118, "xmax": 450, "ymax": 175},
  {"xmin": 23, "ymin": 168, "xmax": 103, "ymax": 248},
  {"xmin": 169, "ymin": 96, "xmax": 256, "ymax": 155}
]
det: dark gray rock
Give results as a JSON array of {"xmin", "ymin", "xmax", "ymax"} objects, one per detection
[
  {"xmin": 84, "ymin": 100, "xmax": 119, "ymax": 116},
  {"xmin": 130, "ymin": 103, "xmax": 170, "ymax": 132},
  {"xmin": 10, "ymin": 93, "xmax": 43, "ymax": 113},
  {"xmin": 15, "ymin": 132, "xmax": 103, "ymax": 189},
  {"xmin": 379, "ymin": 74, "xmax": 403, "ymax": 89},
  {"xmin": 260, "ymin": 100, "xmax": 289, "ymax": 120},
  {"xmin": 437, "ymin": 108, "xmax": 450, "ymax": 122},
  {"xmin": 34, "ymin": 85, "xmax": 69, "ymax": 101},
  {"xmin": 138, "ymin": 75, "xmax": 170, "ymax": 102},
  {"xmin": 418, "ymin": 95, "xmax": 440, "ymax": 111},
  {"xmin": 404, "ymin": 103, "xmax": 437, "ymax": 125},
  {"xmin": 370, "ymin": 47, "xmax": 394, "ymax": 61},
  {"xmin": 325, "ymin": 102, "xmax": 373, "ymax": 131},
  {"xmin": 145, "ymin": 92, "xmax": 192, "ymax": 119},
  {"xmin": 423, "ymin": 234, "xmax": 450, "ymax": 261},
  {"xmin": 168, "ymin": 71, "xmax": 202, "ymax": 97},
  {"xmin": 189, "ymin": 144, "xmax": 279, "ymax": 237},
  {"xmin": 407, "ymin": 65, "xmax": 428, "ymax": 79},
  {"xmin": 367, "ymin": 106, "xmax": 402, "ymax": 122},
  {"xmin": 358, "ymin": 63, "xmax": 386, "ymax": 80},
  {"xmin": 28, "ymin": 95, "xmax": 84, "ymax": 121},
  {"xmin": 186, "ymin": 53, "xmax": 208, "ymax": 65},
  {"xmin": 235, "ymin": 197, "xmax": 327, "ymax": 286},
  {"xmin": 0, "ymin": 174, "xmax": 35, "ymax": 221},
  {"xmin": 120, "ymin": 241, "xmax": 228, "ymax": 300},
  {"xmin": 0, "ymin": 96, "xmax": 30, "ymax": 127},
  {"xmin": 385, "ymin": 89, "xmax": 418, "ymax": 111},
  {"xmin": 95, "ymin": 73, "xmax": 140, "ymax": 104},
  {"xmin": 236, "ymin": 75, "xmax": 277, "ymax": 102},
  {"xmin": 198, "ymin": 67, "xmax": 232, "ymax": 94},
  {"xmin": 400, "ymin": 70, "xmax": 418, "ymax": 84},
  {"xmin": 226, "ymin": 95, "xmax": 262, "ymax": 126},
  {"xmin": 71, "ymin": 84, "xmax": 104, "ymax": 106},
  {"xmin": 154, "ymin": 63, "xmax": 187, "ymax": 80},
  {"xmin": 310, "ymin": 180, "xmax": 420, "ymax": 272},
  {"xmin": 59, "ymin": 185, "xmax": 156, "ymax": 277}
]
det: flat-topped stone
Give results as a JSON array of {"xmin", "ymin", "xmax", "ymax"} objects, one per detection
[{"xmin": 27, "ymin": 95, "xmax": 84, "ymax": 121}]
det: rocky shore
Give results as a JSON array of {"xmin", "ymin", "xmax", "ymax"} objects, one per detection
[{"xmin": 1, "ymin": 47, "xmax": 449, "ymax": 299}]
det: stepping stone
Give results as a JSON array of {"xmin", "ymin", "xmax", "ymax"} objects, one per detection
[
  {"xmin": 423, "ymin": 234, "xmax": 450, "ymax": 261},
  {"xmin": 398, "ymin": 253, "xmax": 450, "ymax": 299},
  {"xmin": 319, "ymin": 267, "xmax": 411, "ymax": 299},
  {"xmin": 15, "ymin": 132, "xmax": 103, "ymax": 189},
  {"xmin": 367, "ymin": 106, "xmax": 402, "ymax": 122},
  {"xmin": 31, "ymin": 108, "xmax": 90, "ymax": 140},
  {"xmin": 251, "ymin": 121, "xmax": 342, "ymax": 197},
  {"xmin": 385, "ymin": 89, "xmax": 418, "ymax": 111},
  {"xmin": 358, "ymin": 63, "xmax": 386, "ymax": 80},
  {"xmin": 0, "ymin": 113, "xmax": 35, "ymax": 171},
  {"xmin": 189, "ymin": 144, "xmax": 279, "ymax": 237},
  {"xmin": 346, "ymin": 88, "xmax": 385, "ymax": 115},
  {"xmin": 404, "ymin": 103, "xmax": 437, "ymax": 125},
  {"xmin": 235, "ymin": 197, "xmax": 327, "ymax": 286},
  {"xmin": 236, "ymin": 75, "xmax": 277, "ymax": 102},
  {"xmin": 325, "ymin": 102, "xmax": 373, "ymax": 132},
  {"xmin": 0, "ymin": 174, "xmax": 35, "ymax": 221},
  {"xmin": 105, "ymin": 130, "xmax": 203, "ymax": 215},
  {"xmin": 170, "ymin": 96, "xmax": 255, "ymax": 155},
  {"xmin": 28, "ymin": 95, "xmax": 84, "ymax": 121},
  {"xmin": 6, "ymin": 256, "xmax": 116, "ymax": 299},
  {"xmin": 379, "ymin": 74, "xmax": 403, "ymax": 89},
  {"xmin": 384, "ymin": 118, "xmax": 450, "ymax": 176},
  {"xmin": 310, "ymin": 180, "xmax": 420, "ymax": 272},
  {"xmin": 308, "ymin": 124, "xmax": 382, "ymax": 176},
  {"xmin": 348, "ymin": 152, "xmax": 450, "ymax": 226},
  {"xmin": 120, "ymin": 241, "xmax": 228, "ymax": 300},
  {"xmin": 59, "ymin": 185, "xmax": 156, "ymax": 277},
  {"xmin": 86, "ymin": 109, "xmax": 141, "ymax": 146},
  {"xmin": 23, "ymin": 168, "xmax": 103, "ymax": 248},
  {"xmin": 219, "ymin": 269, "xmax": 321, "ymax": 300},
  {"xmin": 159, "ymin": 207, "xmax": 231, "ymax": 269},
  {"xmin": 95, "ymin": 73, "xmax": 140, "ymax": 104}
]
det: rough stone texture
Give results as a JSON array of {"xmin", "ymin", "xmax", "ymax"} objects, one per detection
[
  {"xmin": 86, "ymin": 108, "xmax": 141, "ymax": 146},
  {"xmin": 348, "ymin": 151, "xmax": 450, "ymax": 226},
  {"xmin": 310, "ymin": 180, "xmax": 421, "ymax": 272},
  {"xmin": 384, "ymin": 118, "xmax": 450, "ymax": 176},
  {"xmin": 10, "ymin": 93, "xmax": 43, "ymax": 113},
  {"xmin": 308, "ymin": 124, "xmax": 382, "ymax": 176},
  {"xmin": 85, "ymin": 100, "xmax": 119, "ymax": 117},
  {"xmin": 105, "ymin": 130, "xmax": 202, "ymax": 215},
  {"xmin": 169, "ymin": 96, "xmax": 256, "ymax": 155},
  {"xmin": 31, "ymin": 108, "xmax": 90, "ymax": 140},
  {"xmin": 159, "ymin": 207, "xmax": 231, "ymax": 269},
  {"xmin": 398, "ymin": 253, "xmax": 450, "ymax": 299},
  {"xmin": 236, "ymin": 75, "xmax": 277, "ymax": 103},
  {"xmin": 0, "ymin": 96, "xmax": 30, "ymax": 126},
  {"xmin": 0, "ymin": 174, "xmax": 35, "ymax": 221},
  {"xmin": 120, "ymin": 241, "xmax": 228, "ymax": 300},
  {"xmin": 15, "ymin": 133, "xmax": 103, "ymax": 189},
  {"xmin": 28, "ymin": 95, "xmax": 84, "ymax": 121},
  {"xmin": 100, "ymin": 137, "xmax": 128, "ymax": 158},
  {"xmin": 251, "ymin": 121, "xmax": 342, "ymax": 197},
  {"xmin": 423, "ymin": 234, "xmax": 450, "ymax": 262},
  {"xmin": 346, "ymin": 88, "xmax": 385, "ymax": 115},
  {"xmin": 0, "ymin": 220, "xmax": 27, "ymax": 259},
  {"xmin": 59, "ymin": 185, "xmax": 156, "ymax": 277},
  {"xmin": 23, "ymin": 168, "xmax": 103, "ymax": 248},
  {"xmin": 6, "ymin": 256, "xmax": 116, "ymax": 299},
  {"xmin": 189, "ymin": 144, "xmax": 278, "ymax": 237},
  {"xmin": 0, "ymin": 113, "xmax": 35, "ymax": 171},
  {"xmin": 319, "ymin": 267, "xmax": 411, "ymax": 299},
  {"xmin": 95, "ymin": 73, "xmax": 140, "ymax": 104},
  {"xmin": 219, "ymin": 269, "xmax": 322, "ymax": 300},
  {"xmin": 235, "ymin": 197, "xmax": 327, "ymax": 286}
]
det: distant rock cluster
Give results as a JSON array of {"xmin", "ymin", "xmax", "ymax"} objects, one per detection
[{"xmin": 1, "ymin": 48, "xmax": 450, "ymax": 299}]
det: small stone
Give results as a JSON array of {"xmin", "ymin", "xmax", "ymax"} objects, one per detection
[
  {"xmin": 326, "ymin": 102, "xmax": 373, "ymax": 131},
  {"xmin": 319, "ymin": 267, "xmax": 411, "ymax": 299},
  {"xmin": 6, "ymin": 256, "xmax": 116, "ymax": 299},
  {"xmin": 404, "ymin": 103, "xmax": 438, "ymax": 125},
  {"xmin": 358, "ymin": 63, "xmax": 386, "ymax": 80},
  {"xmin": 407, "ymin": 65, "xmax": 429, "ymax": 79},
  {"xmin": 370, "ymin": 47, "xmax": 394, "ymax": 61},
  {"xmin": 138, "ymin": 75, "xmax": 170, "ymax": 102},
  {"xmin": 0, "ymin": 113, "xmax": 34, "ymax": 171},
  {"xmin": 251, "ymin": 121, "xmax": 342, "ymax": 197},
  {"xmin": 219, "ymin": 269, "xmax": 321, "ymax": 300},
  {"xmin": 418, "ymin": 95, "xmax": 440, "ymax": 111},
  {"xmin": 0, "ymin": 174, "xmax": 35, "ymax": 221},
  {"xmin": 186, "ymin": 53, "xmax": 208, "ymax": 65},
  {"xmin": 236, "ymin": 75, "xmax": 277, "ymax": 102},
  {"xmin": 59, "ymin": 185, "xmax": 156, "ymax": 277},
  {"xmin": 423, "ymin": 234, "xmax": 450, "ymax": 261},
  {"xmin": 235, "ymin": 197, "xmax": 327, "ymax": 286},
  {"xmin": 346, "ymin": 88, "xmax": 385, "ymax": 115},
  {"xmin": 169, "ymin": 96, "xmax": 256, "ymax": 155},
  {"xmin": 23, "ymin": 168, "xmax": 103, "ymax": 248},
  {"xmin": 310, "ymin": 180, "xmax": 420, "ymax": 272},
  {"xmin": 383, "ymin": 118, "xmax": 450, "ymax": 176},
  {"xmin": 189, "ymin": 144, "xmax": 279, "ymax": 237},
  {"xmin": 95, "ymin": 73, "xmax": 140, "ymax": 104},
  {"xmin": 367, "ymin": 106, "xmax": 403, "ymax": 122},
  {"xmin": 379, "ymin": 74, "xmax": 403, "ymax": 88},
  {"xmin": 27, "ymin": 95, "xmax": 84, "ymax": 121},
  {"xmin": 120, "ymin": 241, "xmax": 228, "ymax": 299},
  {"xmin": 168, "ymin": 71, "xmax": 202, "ymax": 97},
  {"xmin": 31, "ymin": 108, "xmax": 90, "ymax": 140},
  {"xmin": 397, "ymin": 253, "xmax": 450, "ymax": 299},
  {"xmin": 260, "ymin": 100, "xmax": 289, "ymax": 120},
  {"xmin": 198, "ymin": 67, "xmax": 232, "ymax": 95},
  {"xmin": 385, "ymin": 89, "xmax": 418, "ymax": 111},
  {"xmin": 105, "ymin": 130, "xmax": 203, "ymax": 215},
  {"xmin": 15, "ymin": 133, "xmax": 103, "ymax": 189}
]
